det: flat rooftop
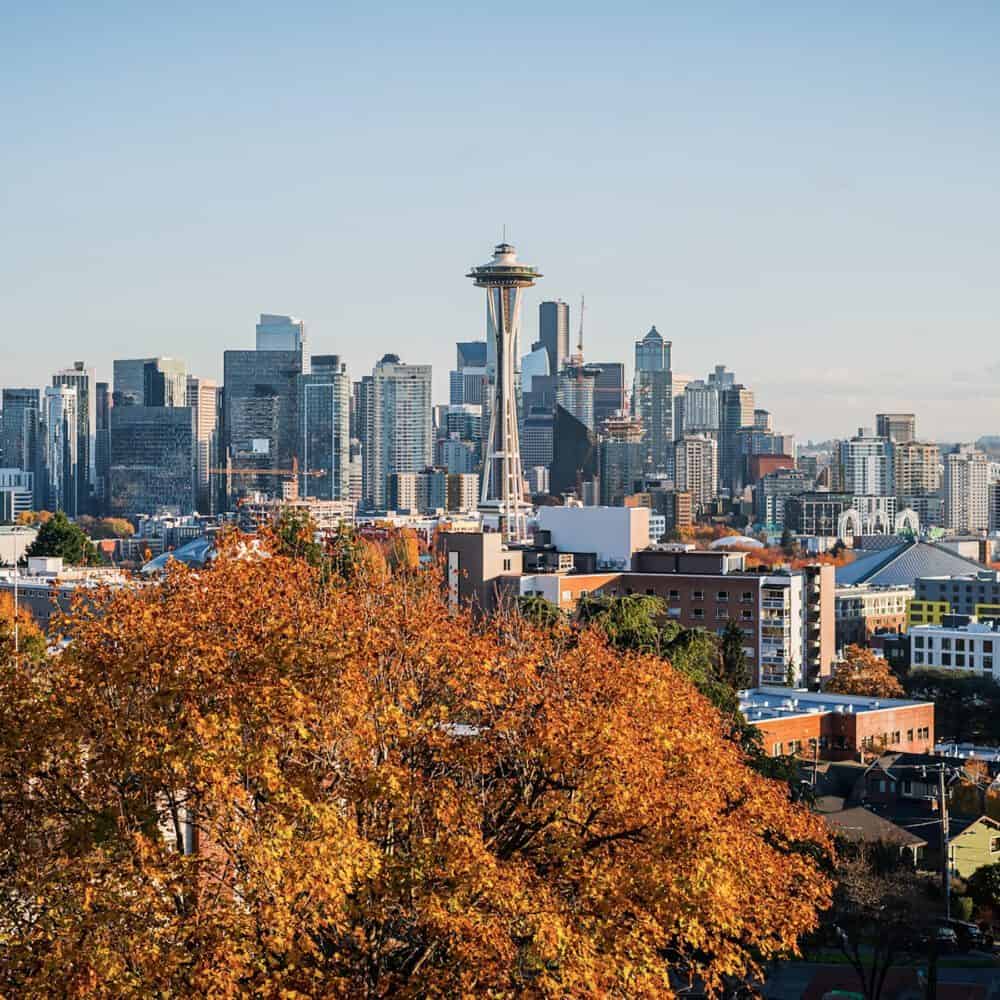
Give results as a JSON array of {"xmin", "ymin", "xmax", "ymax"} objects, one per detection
[{"xmin": 739, "ymin": 686, "xmax": 928, "ymax": 724}]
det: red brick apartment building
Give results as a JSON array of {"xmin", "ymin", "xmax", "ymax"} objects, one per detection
[
  {"xmin": 740, "ymin": 688, "xmax": 934, "ymax": 761},
  {"xmin": 439, "ymin": 533, "xmax": 836, "ymax": 687}
]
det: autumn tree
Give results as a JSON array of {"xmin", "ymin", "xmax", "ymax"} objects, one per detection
[
  {"xmin": 825, "ymin": 645, "xmax": 904, "ymax": 698},
  {"xmin": 0, "ymin": 533, "xmax": 832, "ymax": 998},
  {"xmin": 0, "ymin": 592, "xmax": 46, "ymax": 664},
  {"xmin": 24, "ymin": 510, "xmax": 99, "ymax": 565}
]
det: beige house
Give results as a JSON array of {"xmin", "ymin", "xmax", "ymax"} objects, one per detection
[{"xmin": 948, "ymin": 815, "xmax": 1000, "ymax": 880}]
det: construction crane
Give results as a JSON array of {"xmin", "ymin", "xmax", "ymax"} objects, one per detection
[{"xmin": 207, "ymin": 457, "xmax": 326, "ymax": 478}]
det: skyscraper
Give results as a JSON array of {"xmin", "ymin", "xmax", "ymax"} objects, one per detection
[
  {"xmin": 538, "ymin": 300, "xmax": 570, "ymax": 378},
  {"xmin": 843, "ymin": 428, "xmax": 894, "ymax": 497},
  {"xmin": 876, "ymin": 413, "xmax": 916, "ymax": 444},
  {"xmin": 718, "ymin": 383, "xmax": 754, "ymax": 494},
  {"xmin": 143, "ymin": 358, "xmax": 187, "ymax": 407},
  {"xmin": 893, "ymin": 440, "xmax": 941, "ymax": 496},
  {"xmin": 113, "ymin": 357, "xmax": 186, "ymax": 406},
  {"xmin": 0, "ymin": 388, "xmax": 40, "ymax": 478},
  {"xmin": 186, "ymin": 375, "xmax": 220, "ymax": 512},
  {"xmin": 298, "ymin": 355, "xmax": 351, "ymax": 501},
  {"xmin": 109, "ymin": 406, "xmax": 194, "ymax": 516},
  {"xmin": 256, "ymin": 313, "xmax": 309, "ymax": 370},
  {"xmin": 42, "ymin": 385, "xmax": 78, "ymax": 515},
  {"xmin": 222, "ymin": 344, "xmax": 304, "ymax": 503},
  {"xmin": 52, "ymin": 362, "xmax": 96, "ymax": 513},
  {"xmin": 944, "ymin": 444, "xmax": 990, "ymax": 534},
  {"xmin": 591, "ymin": 362, "xmax": 626, "ymax": 426},
  {"xmin": 632, "ymin": 326, "xmax": 673, "ymax": 478},
  {"xmin": 360, "ymin": 355, "xmax": 433, "ymax": 510},
  {"xmin": 599, "ymin": 415, "xmax": 644, "ymax": 506},
  {"xmin": 468, "ymin": 242, "xmax": 541, "ymax": 541},
  {"xmin": 556, "ymin": 362, "xmax": 599, "ymax": 432},
  {"xmin": 95, "ymin": 381, "xmax": 111, "ymax": 514}
]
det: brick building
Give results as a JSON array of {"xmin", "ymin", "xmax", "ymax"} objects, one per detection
[
  {"xmin": 834, "ymin": 584, "xmax": 912, "ymax": 648},
  {"xmin": 740, "ymin": 688, "xmax": 934, "ymax": 761}
]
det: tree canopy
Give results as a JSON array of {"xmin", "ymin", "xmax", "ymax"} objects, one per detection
[
  {"xmin": 825, "ymin": 645, "xmax": 904, "ymax": 699},
  {"xmin": 0, "ymin": 532, "xmax": 831, "ymax": 998},
  {"xmin": 23, "ymin": 511, "xmax": 99, "ymax": 565}
]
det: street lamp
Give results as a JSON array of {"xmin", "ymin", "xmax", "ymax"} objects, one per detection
[{"xmin": 8, "ymin": 525, "xmax": 32, "ymax": 658}]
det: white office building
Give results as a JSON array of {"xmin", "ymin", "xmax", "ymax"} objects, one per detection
[{"xmin": 910, "ymin": 617, "xmax": 999, "ymax": 681}]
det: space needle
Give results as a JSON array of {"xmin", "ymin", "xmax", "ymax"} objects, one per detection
[{"xmin": 467, "ymin": 240, "xmax": 541, "ymax": 543}]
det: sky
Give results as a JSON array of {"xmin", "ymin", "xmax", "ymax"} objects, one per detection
[{"xmin": 2, "ymin": 2, "xmax": 998, "ymax": 442}]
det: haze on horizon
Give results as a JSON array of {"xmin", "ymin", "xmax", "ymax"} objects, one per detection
[{"xmin": 2, "ymin": 2, "xmax": 997, "ymax": 442}]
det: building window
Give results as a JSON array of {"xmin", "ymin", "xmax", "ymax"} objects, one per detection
[
  {"xmin": 693, "ymin": 608, "xmax": 704, "ymax": 619},
  {"xmin": 956, "ymin": 654, "xmax": 965, "ymax": 668},
  {"xmin": 741, "ymin": 609, "xmax": 753, "ymax": 620},
  {"xmin": 956, "ymin": 638, "xmax": 966, "ymax": 651},
  {"xmin": 941, "ymin": 654, "xmax": 951, "ymax": 666},
  {"xmin": 667, "ymin": 607, "xmax": 681, "ymax": 619},
  {"xmin": 914, "ymin": 652, "xmax": 924, "ymax": 665},
  {"xmin": 669, "ymin": 589, "xmax": 680, "ymax": 600},
  {"xmin": 716, "ymin": 591, "xmax": 729, "ymax": 601},
  {"xmin": 772, "ymin": 742, "xmax": 782, "ymax": 756},
  {"xmin": 693, "ymin": 590, "xmax": 704, "ymax": 601},
  {"xmin": 906, "ymin": 729, "xmax": 913, "ymax": 742},
  {"xmin": 741, "ymin": 591, "xmax": 754, "ymax": 603},
  {"xmin": 892, "ymin": 731, "xmax": 900, "ymax": 744},
  {"xmin": 942, "ymin": 638, "xmax": 952, "ymax": 650},
  {"xmin": 715, "ymin": 609, "xmax": 728, "ymax": 619},
  {"xmin": 985, "ymin": 656, "xmax": 993, "ymax": 670},
  {"xmin": 502, "ymin": 559, "xmax": 511, "ymax": 571},
  {"xmin": 646, "ymin": 589, "xmax": 655, "ymax": 596},
  {"xmin": 992, "ymin": 836, "xmax": 1000, "ymax": 855},
  {"xmin": 985, "ymin": 641, "xmax": 994, "ymax": 653},
  {"xmin": 915, "ymin": 636, "xmax": 925, "ymax": 648}
]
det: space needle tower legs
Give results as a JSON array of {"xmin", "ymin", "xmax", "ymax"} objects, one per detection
[{"xmin": 467, "ymin": 242, "xmax": 542, "ymax": 544}]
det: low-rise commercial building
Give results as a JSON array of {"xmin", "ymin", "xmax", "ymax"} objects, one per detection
[
  {"xmin": 910, "ymin": 570, "xmax": 1000, "ymax": 627},
  {"xmin": 834, "ymin": 584, "xmax": 912, "ymax": 648},
  {"xmin": 740, "ymin": 687, "xmax": 934, "ymax": 761},
  {"xmin": 909, "ymin": 615, "xmax": 1000, "ymax": 681}
]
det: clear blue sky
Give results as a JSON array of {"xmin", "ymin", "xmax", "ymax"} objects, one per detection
[{"xmin": 2, "ymin": 2, "xmax": 998, "ymax": 441}]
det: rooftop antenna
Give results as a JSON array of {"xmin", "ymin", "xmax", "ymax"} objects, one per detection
[
  {"xmin": 502, "ymin": 223, "xmax": 507, "ymax": 243},
  {"xmin": 576, "ymin": 294, "xmax": 585, "ymax": 362}
]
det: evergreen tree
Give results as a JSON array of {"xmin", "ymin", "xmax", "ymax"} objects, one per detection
[
  {"xmin": 720, "ymin": 619, "xmax": 751, "ymax": 690},
  {"xmin": 24, "ymin": 511, "xmax": 98, "ymax": 565}
]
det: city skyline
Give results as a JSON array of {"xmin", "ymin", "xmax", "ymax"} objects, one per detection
[{"xmin": 3, "ymin": 4, "xmax": 998, "ymax": 440}]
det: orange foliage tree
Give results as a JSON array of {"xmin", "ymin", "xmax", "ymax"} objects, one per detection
[
  {"xmin": 0, "ymin": 533, "xmax": 832, "ymax": 998},
  {"xmin": 826, "ymin": 645, "xmax": 905, "ymax": 699}
]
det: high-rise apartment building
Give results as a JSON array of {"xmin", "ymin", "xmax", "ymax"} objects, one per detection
[
  {"xmin": 298, "ymin": 355, "xmax": 351, "ymax": 501},
  {"xmin": 109, "ymin": 406, "xmax": 194, "ymax": 516},
  {"xmin": 893, "ymin": 440, "xmax": 941, "ymax": 496},
  {"xmin": 0, "ymin": 388, "xmax": 40, "ymax": 478},
  {"xmin": 674, "ymin": 435, "xmax": 718, "ymax": 514},
  {"xmin": 360, "ymin": 355, "xmax": 433, "ymax": 510},
  {"xmin": 632, "ymin": 327, "xmax": 673, "ymax": 478},
  {"xmin": 538, "ymin": 300, "xmax": 570, "ymax": 377},
  {"xmin": 944, "ymin": 444, "xmax": 990, "ymax": 534},
  {"xmin": 843, "ymin": 428, "xmax": 894, "ymax": 497},
  {"xmin": 42, "ymin": 386, "xmax": 78, "ymax": 515},
  {"xmin": 186, "ymin": 376, "xmax": 220, "ymax": 512},
  {"xmin": 876, "ymin": 413, "xmax": 916, "ymax": 444},
  {"xmin": 52, "ymin": 362, "xmax": 96, "ymax": 513},
  {"xmin": 682, "ymin": 379, "xmax": 720, "ymax": 438}
]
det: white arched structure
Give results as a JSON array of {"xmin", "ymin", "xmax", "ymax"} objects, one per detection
[
  {"xmin": 837, "ymin": 508, "xmax": 863, "ymax": 541},
  {"xmin": 895, "ymin": 508, "xmax": 920, "ymax": 535}
]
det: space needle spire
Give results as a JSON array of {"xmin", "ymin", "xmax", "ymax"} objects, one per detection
[{"xmin": 467, "ymin": 240, "xmax": 542, "ymax": 543}]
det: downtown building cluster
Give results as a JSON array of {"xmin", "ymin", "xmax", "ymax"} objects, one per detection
[{"xmin": 1, "ymin": 241, "xmax": 998, "ymax": 552}]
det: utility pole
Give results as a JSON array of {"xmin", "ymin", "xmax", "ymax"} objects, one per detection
[{"xmin": 938, "ymin": 765, "xmax": 950, "ymax": 919}]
